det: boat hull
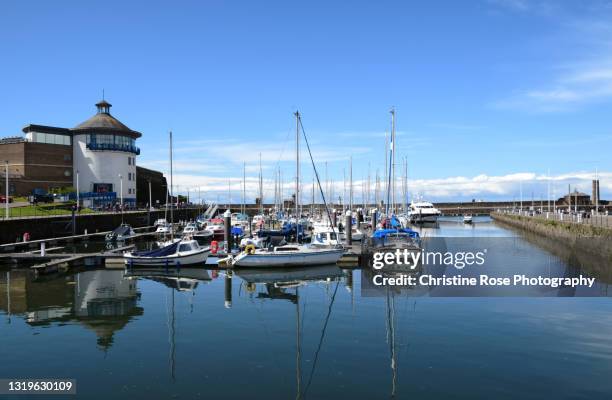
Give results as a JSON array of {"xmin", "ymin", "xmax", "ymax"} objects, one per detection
[
  {"xmin": 124, "ymin": 249, "xmax": 210, "ymax": 267},
  {"xmin": 409, "ymin": 214, "xmax": 439, "ymax": 223},
  {"xmin": 232, "ymin": 248, "xmax": 344, "ymax": 268}
]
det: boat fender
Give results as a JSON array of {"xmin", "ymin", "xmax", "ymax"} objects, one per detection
[
  {"xmin": 211, "ymin": 240, "xmax": 219, "ymax": 255},
  {"xmin": 245, "ymin": 244, "xmax": 256, "ymax": 255}
]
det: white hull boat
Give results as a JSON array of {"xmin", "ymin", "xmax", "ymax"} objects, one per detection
[
  {"xmin": 124, "ymin": 239, "xmax": 209, "ymax": 267},
  {"xmin": 408, "ymin": 201, "xmax": 441, "ymax": 224},
  {"xmin": 231, "ymin": 245, "xmax": 344, "ymax": 268}
]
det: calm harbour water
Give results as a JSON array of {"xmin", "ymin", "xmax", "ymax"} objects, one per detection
[{"xmin": 1, "ymin": 217, "xmax": 612, "ymax": 399}]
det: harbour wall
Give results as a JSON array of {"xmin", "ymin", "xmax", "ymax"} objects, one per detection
[
  {"xmin": 491, "ymin": 212, "xmax": 612, "ymax": 265},
  {"xmin": 0, "ymin": 208, "xmax": 202, "ymax": 244}
]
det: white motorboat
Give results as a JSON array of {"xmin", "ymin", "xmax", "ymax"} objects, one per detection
[
  {"xmin": 155, "ymin": 222, "xmax": 172, "ymax": 234},
  {"xmin": 230, "ymin": 245, "xmax": 344, "ymax": 268},
  {"xmin": 182, "ymin": 222, "xmax": 199, "ymax": 236},
  {"xmin": 124, "ymin": 239, "xmax": 209, "ymax": 267},
  {"xmin": 311, "ymin": 225, "xmax": 341, "ymax": 247},
  {"xmin": 193, "ymin": 230, "xmax": 213, "ymax": 242},
  {"xmin": 408, "ymin": 201, "xmax": 441, "ymax": 223},
  {"xmin": 105, "ymin": 224, "xmax": 135, "ymax": 242},
  {"xmin": 204, "ymin": 218, "xmax": 225, "ymax": 239},
  {"xmin": 463, "ymin": 214, "xmax": 473, "ymax": 224}
]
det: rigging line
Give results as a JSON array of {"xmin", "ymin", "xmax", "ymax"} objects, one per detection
[
  {"xmin": 302, "ymin": 280, "xmax": 340, "ymax": 398},
  {"xmin": 386, "ymin": 141, "xmax": 393, "ymax": 216},
  {"xmin": 297, "ymin": 116, "xmax": 339, "ymax": 243}
]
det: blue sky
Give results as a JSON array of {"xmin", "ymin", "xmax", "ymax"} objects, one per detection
[{"xmin": 1, "ymin": 0, "xmax": 611, "ymax": 202}]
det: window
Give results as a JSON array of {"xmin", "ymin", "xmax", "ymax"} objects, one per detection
[
  {"xmin": 63, "ymin": 154, "xmax": 71, "ymax": 161},
  {"xmin": 128, "ymin": 157, "xmax": 131, "ymax": 166},
  {"xmin": 30, "ymin": 132, "xmax": 71, "ymax": 146},
  {"xmin": 179, "ymin": 244, "xmax": 194, "ymax": 252}
]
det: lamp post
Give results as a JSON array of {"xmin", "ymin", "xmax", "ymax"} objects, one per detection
[
  {"xmin": 4, "ymin": 161, "xmax": 8, "ymax": 220},
  {"xmin": 148, "ymin": 179, "xmax": 152, "ymax": 211},
  {"xmin": 76, "ymin": 170, "xmax": 80, "ymax": 211},
  {"xmin": 119, "ymin": 174, "xmax": 124, "ymax": 223}
]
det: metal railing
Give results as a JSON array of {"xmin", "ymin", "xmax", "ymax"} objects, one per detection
[{"xmin": 86, "ymin": 142, "xmax": 140, "ymax": 155}]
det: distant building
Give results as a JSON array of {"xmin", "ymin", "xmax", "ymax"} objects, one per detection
[
  {"xmin": 136, "ymin": 166, "xmax": 168, "ymax": 207},
  {"xmin": 557, "ymin": 190, "xmax": 591, "ymax": 207},
  {"xmin": 0, "ymin": 99, "xmax": 166, "ymax": 207}
]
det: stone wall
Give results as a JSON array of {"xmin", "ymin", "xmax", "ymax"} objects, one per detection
[
  {"xmin": 491, "ymin": 212, "xmax": 612, "ymax": 264},
  {"xmin": 0, "ymin": 208, "xmax": 203, "ymax": 244}
]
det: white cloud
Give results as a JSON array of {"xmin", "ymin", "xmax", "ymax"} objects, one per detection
[{"xmin": 165, "ymin": 170, "xmax": 611, "ymax": 203}]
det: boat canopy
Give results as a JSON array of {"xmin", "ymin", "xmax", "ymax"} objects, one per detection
[
  {"xmin": 132, "ymin": 241, "xmax": 180, "ymax": 257},
  {"xmin": 371, "ymin": 228, "xmax": 420, "ymax": 239}
]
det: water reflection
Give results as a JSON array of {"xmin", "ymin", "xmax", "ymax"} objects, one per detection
[{"xmin": 0, "ymin": 269, "xmax": 141, "ymax": 350}]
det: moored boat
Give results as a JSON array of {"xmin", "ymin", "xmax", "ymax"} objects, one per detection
[
  {"xmin": 230, "ymin": 244, "xmax": 344, "ymax": 268},
  {"xmin": 105, "ymin": 224, "xmax": 135, "ymax": 242},
  {"xmin": 124, "ymin": 239, "xmax": 209, "ymax": 267}
]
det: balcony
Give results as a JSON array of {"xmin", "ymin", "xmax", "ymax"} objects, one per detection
[{"xmin": 86, "ymin": 142, "xmax": 140, "ymax": 155}]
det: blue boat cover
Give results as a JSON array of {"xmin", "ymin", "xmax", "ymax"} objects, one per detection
[
  {"xmin": 132, "ymin": 241, "xmax": 180, "ymax": 257},
  {"xmin": 231, "ymin": 226, "xmax": 244, "ymax": 235},
  {"xmin": 371, "ymin": 228, "xmax": 420, "ymax": 239}
]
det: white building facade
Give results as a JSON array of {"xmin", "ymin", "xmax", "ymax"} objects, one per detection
[{"xmin": 71, "ymin": 100, "xmax": 141, "ymax": 207}]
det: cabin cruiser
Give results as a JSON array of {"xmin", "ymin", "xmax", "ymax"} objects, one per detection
[
  {"xmin": 230, "ymin": 244, "xmax": 344, "ymax": 268},
  {"xmin": 463, "ymin": 214, "xmax": 473, "ymax": 224},
  {"xmin": 408, "ymin": 201, "xmax": 441, "ymax": 224},
  {"xmin": 155, "ymin": 222, "xmax": 172, "ymax": 234},
  {"xmin": 311, "ymin": 225, "xmax": 341, "ymax": 247},
  {"xmin": 105, "ymin": 224, "xmax": 135, "ymax": 242},
  {"xmin": 124, "ymin": 239, "xmax": 209, "ymax": 266},
  {"xmin": 204, "ymin": 218, "xmax": 225, "ymax": 239},
  {"xmin": 182, "ymin": 222, "xmax": 199, "ymax": 236}
]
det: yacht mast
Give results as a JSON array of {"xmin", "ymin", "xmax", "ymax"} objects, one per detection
[
  {"xmin": 259, "ymin": 153, "xmax": 263, "ymax": 215},
  {"xmin": 343, "ymin": 168, "xmax": 346, "ymax": 211},
  {"xmin": 295, "ymin": 111, "xmax": 300, "ymax": 218},
  {"xmin": 349, "ymin": 155, "xmax": 353, "ymax": 212},
  {"xmin": 384, "ymin": 131, "xmax": 388, "ymax": 206},
  {"xmin": 390, "ymin": 108, "xmax": 396, "ymax": 214},
  {"xmin": 169, "ymin": 131, "xmax": 174, "ymax": 241},
  {"xmin": 242, "ymin": 161, "xmax": 246, "ymax": 214}
]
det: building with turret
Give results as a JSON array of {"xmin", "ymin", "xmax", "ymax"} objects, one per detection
[{"xmin": 0, "ymin": 99, "xmax": 166, "ymax": 208}]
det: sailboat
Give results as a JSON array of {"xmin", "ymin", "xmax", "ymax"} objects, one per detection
[
  {"xmin": 366, "ymin": 108, "xmax": 421, "ymax": 253},
  {"xmin": 124, "ymin": 131, "xmax": 209, "ymax": 267},
  {"xmin": 230, "ymin": 112, "xmax": 344, "ymax": 268}
]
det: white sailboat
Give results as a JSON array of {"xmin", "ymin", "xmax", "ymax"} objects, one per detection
[{"xmin": 229, "ymin": 112, "xmax": 344, "ymax": 268}]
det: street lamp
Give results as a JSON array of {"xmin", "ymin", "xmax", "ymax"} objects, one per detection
[
  {"xmin": 118, "ymin": 174, "xmax": 124, "ymax": 223},
  {"xmin": 4, "ymin": 161, "xmax": 8, "ymax": 220},
  {"xmin": 76, "ymin": 170, "xmax": 79, "ymax": 211}
]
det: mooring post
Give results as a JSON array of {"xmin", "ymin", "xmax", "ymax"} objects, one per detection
[
  {"xmin": 225, "ymin": 272, "xmax": 232, "ymax": 309},
  {"xmin": 223, "ymin": 209, "xmax": 232, "ymax": 253},
  {"xmin": 345, "ymin": 210, "xmax": 352, "ymax": 246},
  {"xmin": 372, "ymin": 210, "xmax": 378, "ymax": 231},
  {"xmin": 71, "ymin": 206, "xmax": 76, "ymax": 236}
]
